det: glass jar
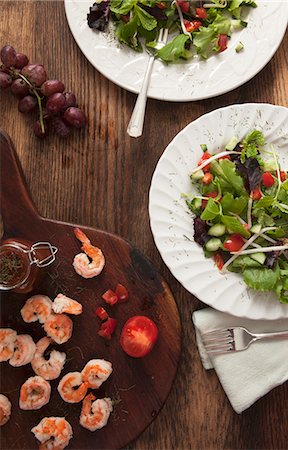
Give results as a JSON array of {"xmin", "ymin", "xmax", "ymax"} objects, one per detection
[{"xmin": 0, "ymin": 238, "xmax": 57, "ymax": 293}]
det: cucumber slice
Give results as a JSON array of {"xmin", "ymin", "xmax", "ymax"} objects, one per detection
[
  {"xmin": 250, "ymin": 224, "xmax": 262, "ymax": 234},
  {"xmin": 191, "ymin": 169, "xmax": 204, "ymax": 180},
  {"xmin": 225, "ymin": 136, "xmax": 239, "ymax": 151},
  {"xmin": 205, "ymin": 238, "xmax": 222, "ymax": 252},
  {"xmin": 250, "ymin": 253, "xmax": 266, "ymax": 265},
  {"xmin": 194, "ymin": 198, "xmax": 202, "ymax": 209},
  {"xmin": 208, "ymin": 224, "xmax": 226, "ymax": 237}
]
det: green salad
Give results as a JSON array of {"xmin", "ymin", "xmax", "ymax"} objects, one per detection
[
  {"xmin": 185, "ymin": 130, "xmax": 288, "ymax": 303},
  {"xmin": 87, "ymin": 0, "xmax": 257, "ymax": 63}
]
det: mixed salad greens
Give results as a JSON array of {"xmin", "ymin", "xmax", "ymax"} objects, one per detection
[
  {"xmin": 87, "ymin": 0, "xmax": 257, "ymax": 63},
  {"xmin": 185, "ymin": 130, "xmax": 288, "ymax": 303}
]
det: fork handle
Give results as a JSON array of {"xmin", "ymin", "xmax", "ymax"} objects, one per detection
[
  {"xmin": 254, "ymin": 331, "xmax": 288, "ymax": 340},
  {"xmin": 127, "ymin": 54, "xmax": 155, "ymax": 138}
]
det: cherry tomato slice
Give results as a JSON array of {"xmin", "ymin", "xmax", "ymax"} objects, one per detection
[
  {"xmin": 177, "ymin": 0, "xmax": 190, "ymax": 13},
  {"xmin": 251, "ymin": 187, "xmax": 262, "ymax": 200},
  {"xmin": 95, "ymin": 307, "xmax": 109, "ymax": 321},
  {"xmin": 280, "ymin": 171, "xmax": 287, "ymax": 182},
  {"xmin": 184, "ymin": 19, "xmax": 202, "ymax": 33},
  {"xmin": 224, "ymin": 234, "xmax": 245, "ymax": 252},
  {"xmin": 102, "ymin": 289, "xmax": 118, "ymax": 305},
  {"xmin": 98, "ymin": 318, "xmax": 117, "ymax": 340},
  {"xmin": 120, "ymin": 316, "xmax": 158, "ymax": 358},
  {"xmin": 213, "ymin": 253, "xmax": 224, "ymax": 270},
  {"xmin": 115, "ymin": 283, "xmax": 129, "ymax": 302},
  {"xmin": 218, "ymin": 34, "xmax": 227, "ymax": 52},
  {"xmin": 262, "ymin": 172, "xmax": 275, "ymax": 187},
  {"xmin": 196, "ymin": 7, "xmax": 208, "ymax": 19}
]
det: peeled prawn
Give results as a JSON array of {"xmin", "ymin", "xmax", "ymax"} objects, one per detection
[
  {"xmin": 81, "ymin": 359, "xmax": 112, "ymax": 389},
  {"xmin": 31, "ymin": 337, "xmax": 66, "ymax": 381},
  {"xmin": 44, "ymin": 313, "xmax": 73, "ymax": 345},
  {"xmin": 31, "ymin": 416, "xmax": 73, "ymax": 450},
  {"xmin": 19, "ymin": 376, "xmax": 51, "ymax": 410},
  {"xmin": 9, "ymin": 334, "xmax": 36, "ymax": 367},
  {"xmin": 73, "ymin": 227, "xmax": 105, "ymax": 278},
  {"xmin": 20, "ymin": 295, "xmax": 53, "ymax": 324},
  {"xmin": 0, "ymin": 394, "xmax": 12, "ymax": 426},
  {"xmin": 80, "ymin": 393, "xmax": 113, "ymax": 431},
  {"xmin": 57, "ymin": 372, "xmax": 87, "ymax": 404},
  {"xmin": 52, "ymin": 293, "xmax": 82, "ymax": 315},
  {"xmin": 0, "ymin": 328, "xmax": 17, "ymax": 362}
]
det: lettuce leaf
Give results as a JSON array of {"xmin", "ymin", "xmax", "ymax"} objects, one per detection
[
  {"xmin": 221, "ymin": 215, "xmax": 250, "ymax": 238},
  {"xmin": 157, "ymin": 34, "xmax": 191, "ymax": 62},
  {"xmin": 243, "ymin": 266, "xmax": 280, "ymax": 291}
]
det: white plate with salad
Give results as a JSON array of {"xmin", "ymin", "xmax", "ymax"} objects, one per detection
[
  {"xmin": 149, "ymin": 103, "xmax": 288, "ymax": 320},
  {"xmin": 64, "ymin": 0, "xmax": 288, "ymax": 101}
]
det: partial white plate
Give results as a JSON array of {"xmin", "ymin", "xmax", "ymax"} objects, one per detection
[
  {"xmin": 149, "ymin": 103, "xmax": 288, "ymax": 320},
  {"xmin": 64, "ymin": 0, "xmax": 288, "ymax": 101}
]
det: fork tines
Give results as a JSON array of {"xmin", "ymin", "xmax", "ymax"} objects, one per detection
[{"xmin": 201, "ymin": 328, "xmax": 236, "ymax": 355}]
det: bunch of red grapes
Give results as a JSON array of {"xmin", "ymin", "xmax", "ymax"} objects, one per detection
[{"xmin": 0, "ymin": 45, "xmax": 87, "ymax": 138}]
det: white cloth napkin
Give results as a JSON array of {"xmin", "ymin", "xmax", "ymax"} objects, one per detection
[{"xmin": 192, "ymin": 308, "xmax": 288, "ymax": 414}]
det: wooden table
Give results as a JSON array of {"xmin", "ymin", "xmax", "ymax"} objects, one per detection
[{"xmin": 1, "ymin": 1, "xmax": 287, "ymax": 449}]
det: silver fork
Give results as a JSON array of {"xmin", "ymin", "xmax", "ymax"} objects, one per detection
[
  {"xmin": 201, "ymin": 327, "xmax": 288, "ymax": 355},
  {"xmin": 127, "ymin": 28, "xmax": 169, "ymax": 138}
]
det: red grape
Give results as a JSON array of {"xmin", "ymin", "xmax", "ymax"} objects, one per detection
[
  {"xmin": 0, "ymin": 72, "xmax": 13, "ymax": 89},
  {"xmin": 41, "ymin": 80, "xmax": 65, "ymax": 96},
  {"xmin": 18, "ymin": 95, "xmax": 37, "ymax": 113},
  {"xmin": 11, "ymin": 78, "xmax": 29, "ymax": 97},
  {"xmin": 34, "ymin": 120, "xmax": 48, "ymax": 138},
  {"xmin": 0, "ymin": 45, "xmax": 16, "ymax": 67},
  {"xmin": 63, "ymin": 92, "xmax": 76, "ymax": 109},
  {"xmin": 46, "ymin": 93, "xmax": 66, "ymax": 113},
  {"xmin": 52, "ymin": 117, "xmax": 71, "ymax": 137},
  {"xmin": 63, "ymin": 107, "xmax": 86, "ymax": 128},
  {"xmin": 21, "ymin": 64, "xmax": 47, "ymax": 86},
  {"xmin": 14, "ymin": 53, "xmax": 29, "ymax": 69}
]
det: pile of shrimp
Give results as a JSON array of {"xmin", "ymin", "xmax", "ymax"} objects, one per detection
[{"xmin": 57, "ymin": 358, "xmax": 113, "ymax": 431}]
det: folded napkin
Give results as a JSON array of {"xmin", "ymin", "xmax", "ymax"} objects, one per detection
[{"xmin": 192, "ymin": 308, "xmax": 288, "ymax": 414}]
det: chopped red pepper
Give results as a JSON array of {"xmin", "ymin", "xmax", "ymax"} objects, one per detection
[
  {"xmin": 262, "ymin": 172, "xmax": 275, "ymax": 188},
  {"xmin": 196, "ymin": 7, "xmax": 208, "ymax": 19},
  {"xmin": 115, "ymin": 283, "xmax": 129, "ymax": 302},
  {"xmin": 102, "ymin": 289, "xmax": 118, "ymax": 305},
  {"xmin": 198, "ymin": 151, "xmax": 212, "ymax": 172},
  {"xmin": 177, "ymin": 0, "xmax": 190, "ymax": 13},
  {"xmin": 251, "ymin": 187, "xmax": 262, "ymax": 200},
  {"xmin": 95, "ymin": 306, "xmax": 109, "ymax": 321},
  {"xmin": 280, "ymin": 171, "xmax": 287, "ymax": 182},
  {"xmin": 184, "ymin": 19, "xmax": 202, "ymax": 33},
  {"xmin": 202, "ymin": 172, "xmax": 213, "ymax": 185},
  {"xmin": 218, "ymin": 34, "xmax": 228, "ymax": 52},
  {"xmin": 213, "ymin": 253, "xmax": 224, "ymax": 270},
  {"xmin": 98, "ymin": 318, "xmax": 117, "ymax": 340}
]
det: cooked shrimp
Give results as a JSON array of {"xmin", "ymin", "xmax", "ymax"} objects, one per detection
[
  {"xmin": 81, "ymin": 359, "xmax": 112, "ymax": 389},
  {"xmin": 0, "ymin": 394, "xmax": 12, "ymax": 426},
  {"xmin": 31, "ymin": 417, "xmax": 73, "ymax": 450},
  {"xmin": 19, "ymin": 376, "xmax": 51, "ymax": 410},
  {"xmin": 57, "ymin": 372, "xmax": 87, "ymax": 404},
  {"xmin": 73, "ymin": 227, "xmax": 105, "ymax": 278},
  {"xmin": 52, "ymin": 293, "xmax": 82, "ymax": 315},
  {"xmin": 80, "ymin": 393, "xmax": 113, "ymax": 431},
  {"xmin": 9, "ymin": 334, "xmax": 36, "ymax": 367},
  {"xmin": 21, "ymin": 295, "xmax": 53, "ymax": 324},
  {"xmin": 0, "ymin": 328, "xmax": 17, "ymax": 362},
  {"xmin": 44, "ymin": 314, "xmax": 73, "ymax": 345},
  {"xmin": 31, "ymin": 337, "xmax": 66, "ymax": 381}
]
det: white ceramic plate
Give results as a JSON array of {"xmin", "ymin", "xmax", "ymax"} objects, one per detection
[
  {"xmin": 64, "ymin": 0, "xmax": 288, "ymax": 102},
  {"xmin": 149, "ymin": 103, "xmax": 288, "ymax": 320}
]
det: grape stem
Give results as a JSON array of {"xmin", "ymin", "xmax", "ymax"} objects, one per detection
[{"xmin": 9, "ymin": 69, "xmax": 45, "ymax": 134}]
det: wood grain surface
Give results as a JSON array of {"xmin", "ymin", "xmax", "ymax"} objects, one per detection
[{"xmin": 0, "ymin": 1, "xmax": 288, "ymax": 449}]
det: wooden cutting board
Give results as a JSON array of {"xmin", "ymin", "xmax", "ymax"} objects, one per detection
[{"xmin": 0, "ymin": 129, "xmax": 181, "ymax": 450}]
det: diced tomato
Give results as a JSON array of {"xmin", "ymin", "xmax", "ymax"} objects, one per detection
[
  {"xmin": 95, "ymin": 307, "xmax": 109, "ymax": 321},
  {"xmin": 120, "ymin": 316, "xmax": 158, "ymax": 358},
  {"xmin": 98, "ymin": 318, "xmax": 117, "ymax": 340},
  {"xmin": 262, "ymin": 172, "xmax": 275, "ymax": 187},
  {"xmin": 218, "ymin": 154, "xmax": 231, "ymax": 161},
  {"xmin": 198, "ymin": 151, "xmax": 212, "ymax": 172},
  {"xmin": 218, "ymin": 34, "xmax": 228, "ymax": 52},
  {"xmin": 251, "ymin": 187, "xmax": 262, "ymax": 200},
  {"xmin": 115, "ymin": 283, "xmax": 129, "ymax": 302},
  {"xmin": 280, "ymin": 171, "xmax": 287, "ymax": 182},
  {"xmin": 177, "ymin": 0, "xmax": 190, "ymax": 13},
  {"xmin": 201, "ymin": 191, "xmax": 218, "ymax": 209},
  {"xmin": 224, "ymin": 234, "xmax": 245, "ymax": 252},
  {"xmin": 202, "ymin": 172, "xmax": 213, "ymax": 185},
  {"xmin": 184, "ymin": 19, "xmax": 202, "ymax": 33},
  {"xmin": 196, "ymin": 7, "xmax": 208, "ymax": 19},
  {"xmin": 102, "ymin": 289, "xmax": 118, "ymax": 305},
  {"xmin": 213, "ymin": 253, "xmax": 224, "ymax": 270}
]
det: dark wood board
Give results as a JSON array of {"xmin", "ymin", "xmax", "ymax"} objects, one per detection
[{"xmin": 0, "ymin": 129, "xmax": 181, "ymax": 450}]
